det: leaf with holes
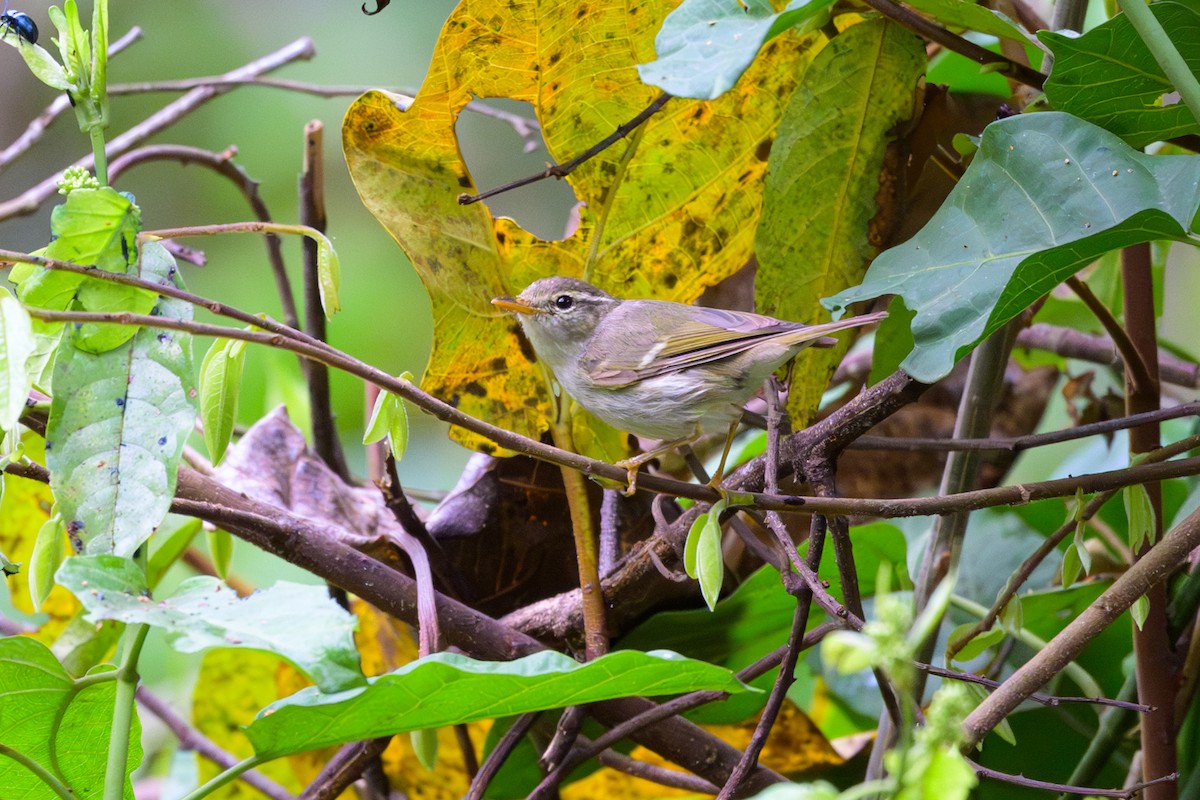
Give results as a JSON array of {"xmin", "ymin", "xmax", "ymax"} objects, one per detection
[{"xmin": 343, "ymin": 0, "xmax": 813, "ymax": 453}]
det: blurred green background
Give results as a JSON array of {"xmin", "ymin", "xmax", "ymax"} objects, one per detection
[{"xmin": 0, "ymin": 0, "xmax": 575, "ymax": 494}]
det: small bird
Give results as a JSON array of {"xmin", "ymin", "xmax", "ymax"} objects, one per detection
[{"xmin": 493, "ymin": 276, "xmax": 886, "ymax": 492}]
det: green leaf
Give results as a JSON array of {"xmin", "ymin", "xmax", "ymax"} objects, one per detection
[
  {"xmin": 0, "ymin": 549, "xmax": 19, "ymax": 576},
  {"xmin": 1040, "ymin": 0, "xmax": 1200, "ymax": 147},
  {"xmin": 637, "ymin": 0, "xmax": 832, "ymax": 100},
  {"xmin": 685, "ymin": 498, "xmax": 727, "ymax": 610},
  {"xmin": 1061, "ymin": 537, "xmax": 1082, "ymax": 587},
  {"xmin": 824, "ymin": 113, "xmax": 1200, "ymax": 382},
  {"xmin": 0, "ymin": 292, "xmax": 35, "ymax": 432},
  {"xmin": 755, "ymin": 18, "xmax": 924, "ymax": 428},
  {"xmin": 28, "ymin": 513, "xmax": 64, "ymax": 610},
  {"xmin": 363, "ymin": 376, "xmax": 412, "ymax": 460},
  {"xmin": 8, "ymin": 36, "xmax": 73, "ymax": 91},
  {"xmin": 1131, "ymin": 594, "xmax": 1150, "ymax": 630},
  {"xmin": 245, "ymin": 649, "xmax": 752, "ymax": 759},
  {"xmin": 314, "ymin": 231, "xmax": 341, "ymax": 318},
  {"xmin": 45, "ymin": 242, "xmax": 197, "ymax": 556},
  {"xmin": 947, "ymin": 623, "xmax": 1004, "ymax": 662},
  {"xmin": 410, "ymin": 727, "xmax": 438, "ymax": 772},
  {"xmin": 1123, "ymin": 483, "xmax": 1156, "ymax": 551},
  {"xmin": 145, "ymin": 515, "xmax": 201, "ymax": 590},
  {"xmin": 206, "ymin": 527, "xmax": 233, "ymax": 580},
  {"xmin": 199, "ymin": 337, "xmax": 246, "ymax": 466},
  {"xmin": 58, "ymin": 554, "xmax": 365, "ymax": 693},
  {"xmin": 16, "ymin": 187, "xmax": 140, "ymax": 314},
  {"xmin": 0, "ymin": 635, "xmax": 141, "ymax": 799}
]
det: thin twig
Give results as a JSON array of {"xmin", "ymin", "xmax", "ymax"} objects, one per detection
[
  {"xmin": 1066, "ymin": 276, "xmax": 1155, "ymax": 395},
  {"xmin": 0, "ymin": 26, "xmax": 144, "ymax": 172},
  {"xmin": 858, "ymin": 0, "xmax": 1046, "ymax": 88},
  {"xmin": 0, "ymin": 37, "xmax": 317, "ymax": 221},
  {"xmin": 464, "ymin": 713, "xmax": 541, "ymax": 800},
  {"xmin": 135, "ymin": 688, "xmax": 294, "ymax": 800},
  {"xmin": 853, "ymin": 401, "xmax": 1200, "ymax": 452},
  {"xmin": 458, "ymin": 93, "xmax": 671, "ymax": 204},
  {"xmin": 969, "ymin": 757, "xmax": 1176, "ymax": 798},
  {"xmin": 107, "ymin": 143, "xmax": 301, "ymax": 332},
  {"xmin": 298, "ymin": 120, "xmax": 349, "ymax": 480},
  {"xmin": 916, "ymin": 663, "xmax": 1152, "ymax": 711},
  {"xmin": 18, "ymin": 305, "xmax": 1200, "ymax": 518}
]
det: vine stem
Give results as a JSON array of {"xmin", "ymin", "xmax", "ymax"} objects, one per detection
[{"xmin": 103, "ymin": 623, "xmax": 150, "ymax": 800}]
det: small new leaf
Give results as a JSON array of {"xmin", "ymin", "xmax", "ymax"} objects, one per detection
[
  {"xmin": 1123, "ymin": 483, "xmax": 1156, "ymax": 552},
  {"xmin": 28, "ymin": 513, "xmax": 64, "ymax": 610},
  {"xmin": 1131, "ymin": 594, "xmax": 1149, "ymax": 631},
  {"xmin": 314, "ymin": 232, "xmax": 341, "ymax": 318},
  {"xmin": 947, "ymin": 623, "xmax": 1004, "ymax": 662},
  {"xmin": 684, "ymin": 498, "xmax": 727, "ymax": 610},
  {"xmin": 199, "ymin": 337, "xmax": 247, "ymax": 466},
  {"xmin": 362, "ymin": 373, "xmax": 412, "ymax": 460},
  {"xmin": 410, "ymin": 727, "xmax": 438, "ymax": 772}
]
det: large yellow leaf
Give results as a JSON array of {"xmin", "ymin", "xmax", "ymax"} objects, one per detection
[{"xmin": 344, "ymin": 0, "xmax": 815, "ymax": 450}]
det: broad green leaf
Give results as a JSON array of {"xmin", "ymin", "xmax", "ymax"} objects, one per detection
[
  {"xmin": 198, "ymin": 337, "xmax": 246, "ymax": 465},
  {"xmin": 59, "ymin": 554, "xmax": 364, "ymax": 693},
  {"xmin": 343, "ymin": 0, "xmax": 809, "ymax": 452},
  {"xmin": 15, "ymin": 187, "xmax": 139, "ymax": 315},
  {"xmin": 638, "ymin": 0, "xmax": 832, "ymax": 100},
  {"xmin": 28, "ymin": 513, "xmax": 64, "ymax": 610},
  {"xmin": 824, "ymin": 113, "xmax": 1200, "ymax": 382},
  {"xmin": 73, "ymin": 277, "xmax": 156, "ymax": 354},
  {"xmin": 757, "ymin": 18, "xmax": 924, "ymax": 428},
  {"xmin": 0, "ymin": 636, "xmax": 141, "ymax": 799},
  {"xmin": 8, "ymin": 36, "xmax": 72, "ymax": 90},
  {"xmin": 45, "ymin": 242, "xmax": 197, "ymax": 556},
  {"xmin": 1041, "ymin": 0, "xmax": 1200, "ymax": 147},
  {"xmin": 246, "ymin": 649, "xmax": 752, "ymax": 758},
  {"xmin": 0, "ymin": 292, "xmax": 35, "ymax": 431}
]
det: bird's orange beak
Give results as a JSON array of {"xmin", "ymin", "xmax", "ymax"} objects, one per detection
[{"xmin": 491, "ymin": 296, "xmax": 542, "ymax": 315}]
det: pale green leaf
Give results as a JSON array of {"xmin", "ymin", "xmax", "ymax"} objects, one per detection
[
  {"xmin": 199, "ymin": 337, "xmax": 246, "ymax": 466},
  {"xmin": 1131, "ymin": 594, "xmax": 1149, "ymax": 630},
  {"xmin": 0, "ymin": 293, "xmax": 35, "ymax": 432},
  {"xmin": 59, "ymin": 554, "xmax": 365, "ymax": 693},
  {"xmin": 206, "ymin": 527, "xmax": 233, "ymax": 581},
  {"xmin": 638, "ymin": 0, "xmax": 832, "ymax": 100},
  {"xmin": 45, "ymin": 242, "xmax": 197, "ymax": 556},
  {"xmin": 28, "ymin": 513, "xmax": 64, "ymax": 611},
  {"xmin": 410, "ymin": 727, "xmax": 438, "ymax": 772}
]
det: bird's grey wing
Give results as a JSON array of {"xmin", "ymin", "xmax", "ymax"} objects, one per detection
[{"xmin": 581, "ymin": 304, "xmax": 804, "ymax": 387}]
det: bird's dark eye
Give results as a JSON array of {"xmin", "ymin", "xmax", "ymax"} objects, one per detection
[{"xmin": 554, "ymin": 294, "xmax": 574, "ymax": 310}]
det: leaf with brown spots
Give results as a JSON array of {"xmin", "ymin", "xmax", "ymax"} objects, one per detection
[{"xmin": 343, "ymin": 0, "xmax": 816, "ymax": 451}]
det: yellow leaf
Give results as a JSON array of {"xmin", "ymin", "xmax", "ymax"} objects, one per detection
[
  {"xmin": 0, "ymin": 433, "xmax": 78, "ymax": 629},
  {"xmin": 343, "ymin": 0, "xmax": 816, "ymax": 452}
]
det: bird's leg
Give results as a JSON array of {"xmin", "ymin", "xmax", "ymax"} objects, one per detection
[
  {"xmin": 706, "ymin": 419, "xmax": 742, "ymax": 491},
  {"xmin": 616, "ymin": 435, "xmax": 696, "ymax": 496}
]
